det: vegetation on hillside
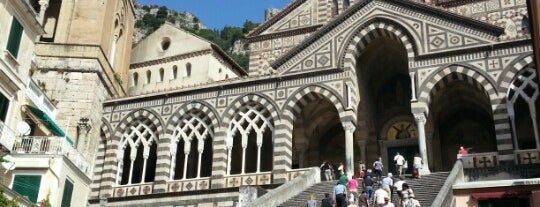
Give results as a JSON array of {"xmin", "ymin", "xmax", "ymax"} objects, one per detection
[{"xmin": 133, "ymin": 3, "xmax": 260, "ymax": 70}]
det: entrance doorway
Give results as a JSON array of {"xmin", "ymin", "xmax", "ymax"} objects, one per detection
[{"xmin": 387, "ymin": 145, "xmax": 418, "ymax": 175}]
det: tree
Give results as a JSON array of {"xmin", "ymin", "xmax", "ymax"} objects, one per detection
[{"xmin": 242, "ymin": 20, "xmax": 259, "ymax": 34}]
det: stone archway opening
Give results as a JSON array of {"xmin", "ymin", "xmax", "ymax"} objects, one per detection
[
  {"xmin": 291, "ymin": 93, "xmax": 344, "ymax": 171},
  {"xmin": 355, "ymin": 34, "xmax": 413, "ymax": 170},
  {"xmin": 430, "ymin": 76, "xmax": 497, "ymax": 171}
]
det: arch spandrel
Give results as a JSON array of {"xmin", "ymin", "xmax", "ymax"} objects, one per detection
[
  {"xmin": 499, "ymin": 54, "xmax": 535, "ymax": 94},
  {"xmin": 272, "ymin": 1, "xmax": 501, "ymax": 75}
]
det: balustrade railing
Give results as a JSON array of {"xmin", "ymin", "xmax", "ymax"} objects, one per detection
[
  {"xmin": 12, "ymin": 136, "xmax": 91, "ymax": 177},
  {"xmin": 0, "ymin": 120, "xmax": 16, "ymax": 152},
  {"xmin": 458, "ymin": 152, "xmax": 499, "ymax": 168},
  {"xmin": 515, "ymin": 149, "xmax": 540, "ymax": 165}
]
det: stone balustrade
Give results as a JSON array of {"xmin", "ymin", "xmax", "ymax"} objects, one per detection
[
  {"xmin": 224, "ymin": 172, "xmax": 273, "ymax": 188},
  {"xmin": 166, "ymin": 177, "xmax": 211, "ymax": 193},
  {"xmin": 113, "ymin": 183, "xmax": 154, "ymax": 198},
  {"xmin": 515, "ymin": 149, "xmax": 540, "ymax": 165},
  {"xmin": 12, "ymin": 136, "xmax": 91, "ymax": 177},
  {"xmin": 458, "ymin": 152, "xmax": 499, "ymax": 168}
]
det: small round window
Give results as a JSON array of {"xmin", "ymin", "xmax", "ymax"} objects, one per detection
[{"xmin": 161, "ymin": 37, "xmax": 171, "ymax": 51}]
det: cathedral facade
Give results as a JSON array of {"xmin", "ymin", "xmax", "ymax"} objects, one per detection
[{"xmin": 83, "ymin": 0, "xmax": 540, "ymax": 206}]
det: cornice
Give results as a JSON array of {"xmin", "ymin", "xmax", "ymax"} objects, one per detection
[
  {"xmin": 129, "ymin": 50, "xmax": 212, "ymax": 69},
  {"xmin": 246, "ymin": 25, "xmax": 322, "ymax": 43}
]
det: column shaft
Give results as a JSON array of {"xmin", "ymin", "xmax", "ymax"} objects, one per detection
[
  {"xmin": 414, "ymin": 113, "xmax": 431, "ymax": 175},
  {"xmin": 342, "ymin": 122, "xmax": 356, "ymax": 177}
]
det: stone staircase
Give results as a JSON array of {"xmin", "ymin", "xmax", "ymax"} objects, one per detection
[{"xmin": 278, "ymin": 172, "xmax": 450, "ymax": 207}]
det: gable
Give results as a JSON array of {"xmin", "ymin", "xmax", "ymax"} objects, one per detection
[
  {"xmin": 247, "ymin": 0, "xmax": 322, "ymax": 37},
  {"xmin": 271, "ymin": 0, "xmax": 504, "ymax": 75},
  {"xmin": 131, "ymin": 23, "xmax": 212, "ymax": 64}
]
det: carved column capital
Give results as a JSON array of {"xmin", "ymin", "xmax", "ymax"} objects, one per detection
[
  {"xmin": 413, "ymin": 113, "xmax": 426, "ymax": 124},
  {"xmin": 77, "ymin": 117, "xmax": 93, "ymax": 132},
  {"xmin": 342, "ymin": 121, "xmax": 356, "ymax": 133}
]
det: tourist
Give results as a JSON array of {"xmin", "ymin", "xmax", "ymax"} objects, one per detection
[
  {"xmin": 359, "ymin": 160, "xmax": 366, "ymax": 179},
  {"xmin": 321, "ymin": 160, "xmax": 333, "ymax": 181},
  {"xmin": 458, "ymin": 146, "xmax": 468, "ymax": 156},
  {"xmin": 412, "ymin": 154, "xmax": 422, "ymax": 179},
  {"xmin": 358, "ymin": 190, "xmax": 369, "ymax": 207},
  {"xmin": 347, "ymin": 175, "xmax": 359, "ymax": 204},
  {"xmin": 393, "ymin": 176, "xmax": 405, "ymax": 203},
  {"xmin": 373, "ymin": 186, "xmax": 389, "ymax": 207},
  {"xmin": 363, "ymin": 175, "xmax": 374, "ymax": 202},
  {"xmin": 401, "ymin": 183, "xmax": 415, "ymax": 207},
  {"xmin": 340, "ymin": 173, "xmax": 349, "ymax": 186},
  {"xmin": 373, "ymin": 157, "xmax": 384, "ymax": 182},
  {"xmin": 338, "ymin": 162, "xmax": 345, "ymax": 176},
  {"xmin": 334, "ymin": 181, "xmax": 348, "ymax": 207},
  {"xmin": 393, "ymin": 153, "xmax": 405, "ymax": 176},
  {"xmin": 321, "ymin": 193, "xmax": 334, "ymax": 207},
  {"xmin": 403, "ymin": 194, "xmax": 421, "ymax": 207},
  {"xmin": 382, "ymin": 197, "xmax": 395, "ymax": 207},
  {"xmin": 306, "ymin": 194, "xmax": 317, "ymax": 207},
  {"xmin": 381, "ymin": 173, "xmax": 394, "ymax": 200}
]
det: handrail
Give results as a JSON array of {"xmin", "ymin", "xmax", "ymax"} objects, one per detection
[
  {"xmin": 247, "ymin": 167, "xmax": 320, "ymax": 207},
  {"xmin": 431, "ymin": 160, "xmax": 464, "ymax": 207},
  {"xmin": 12, "ymin": 136, "xmax": 92, "ymax": 178}
]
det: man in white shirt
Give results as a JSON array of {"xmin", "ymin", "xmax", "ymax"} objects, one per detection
[
  {"xmin": 393, "ymin": 153, "xmax": 405, "ymax": 176},
  {"xmin": 393, "ymin": 176, "xmax": 405, "ymax": 203},
  {"xmin": 373, "ymin": 186, "xmax": 389, "ymax": 207}
]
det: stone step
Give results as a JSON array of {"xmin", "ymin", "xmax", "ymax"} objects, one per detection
[{"xmin": 278, "ymin": 172, "xmax": 449, "ymax": 207}]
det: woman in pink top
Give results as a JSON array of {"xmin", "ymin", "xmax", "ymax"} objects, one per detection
[{"xmin": 347, "ymin": 175, "xmax": 359, "ymax": 204}]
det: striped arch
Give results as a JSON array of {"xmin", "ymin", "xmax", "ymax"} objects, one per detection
[
  {"xmin": 90, "ymin": 118, "xmax": 113, "ymax": 199},
  {"xmin": 417, "ymin": 65, "xmax": 498, "ymax": 107},
  {"xmin": 112, "ymin": 109, "xmax": 165, "ymax": 141},
  {"xmin": 166, "ymin": 101, "xmax": 220, "ymax": 133},
  {"xmin": 282, "ymin": 85, "xmax": 347, "ymax": 122},
  {"xmin": 222, "ymin": 93, "xmax": 280, "ymax": 126},
  {"xmin": 499, "ymin": 54, "xmax": 535, "ymax": 94},
  {"xmin": 340, "ymin": 18, "xmax": 418, "ymax": 75}
]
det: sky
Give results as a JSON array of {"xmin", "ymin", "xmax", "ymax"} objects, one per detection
[{"xmin": 136, "ymin": 0, "xmax": 293, "ymax": 30}]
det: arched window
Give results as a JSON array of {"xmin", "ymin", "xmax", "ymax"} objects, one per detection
[
  {"xmin": 146, "ymin": 70, "xmax": 151, "ymax": 84},
  {"xmin": 507, "ymin": 68, "xmax": 539, "ymax": 150},
  {"xmin": 219, "ymin": 68, "xmax": 222, "ymax": 73},
  {"xmin": 133, "ymin": 72, "xmax": 139, "ymax": 86},
  {"xmin": 170, "ymin": 110, "xmax": 213, "ymax": 180},
  {"xmin": 186, "ymin": 63, "xmax": 192, "ymax": 77},
  {"xmin": 225, "ymin": 74, "xmax": 229, "ymax": 79},
  {"xmin": 117, "ymin": 118, "xmax": 159, "ymax": 185},
  {"xmin": 172, "ymin": 65, "xmax": 178, "ymax": 79},
  {"xmin": 227, "ymin": 102, "xmax": 274, "ymax": 175},
  {"xmin": 159, "ymin": 68, "xmax": 164, "ymax": 82}
]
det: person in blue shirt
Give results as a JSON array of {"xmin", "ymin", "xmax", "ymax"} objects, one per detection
[{"xmin": 333, "ymin": 181, "xmax": 348, "ymax": 207}]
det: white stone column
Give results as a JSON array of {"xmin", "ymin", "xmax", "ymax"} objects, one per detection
[
  {"xmin": 342, "ymin": 121, "xmax": 356, "ymax": 177},
  {"xmin": 38, "ymin": 0, "xmax": 50, "ymax": 25},
  {"xmin": 110, "ymin": 35, "xmax": 119, "ymax": 66},
  {"xmin": 414, "ymin": 113, "xmax": 431, "ymax": 175},
  {"xmin": 409, "ymin": 72, "xmax": 417, "ymax": 102}
]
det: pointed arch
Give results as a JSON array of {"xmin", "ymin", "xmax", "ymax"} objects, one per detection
[
  {"xmin": 282, "ymin": 84, "xmax": 347, "ymax": 122},
  {"xmin": 112, "ymin": 109, "xmax": 164, "ymax": 186},
  {"xmin": 417, "ymin": 65, "xmax": 498, "ymax": 107},
  {"xmin": 222, "ymin": 93, "xmax": 280, "ymax": 126},
  {"xmin": 499, "ymin": 54, "xmax": 535, "ymax": 93},
  {"xmin": 340, "ymin": 17, "xmax": 420, "ymax": 75},
  {"xmin": 166, "ymin": 101, "xmax": 218, "ymax": 180},
  {"xmin": 225, "ymin": 98, "xmax": 275, "ymax": 175}
]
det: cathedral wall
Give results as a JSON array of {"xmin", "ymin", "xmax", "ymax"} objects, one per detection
[{"xmin": 434, "ymin": 0, "xmax": 528, "ymax": 40}]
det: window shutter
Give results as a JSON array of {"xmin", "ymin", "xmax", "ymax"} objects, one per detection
[
  {"xmin": 60, "ymin": 179, "xmax": 74, "ymax": 207},
  {"xmin": 6, "ymin": 17, "xmax": 23, "ymax": 58},
  {"xmin": 12, "ymin": 175, "xmax": 41, "ymax": 203}
]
